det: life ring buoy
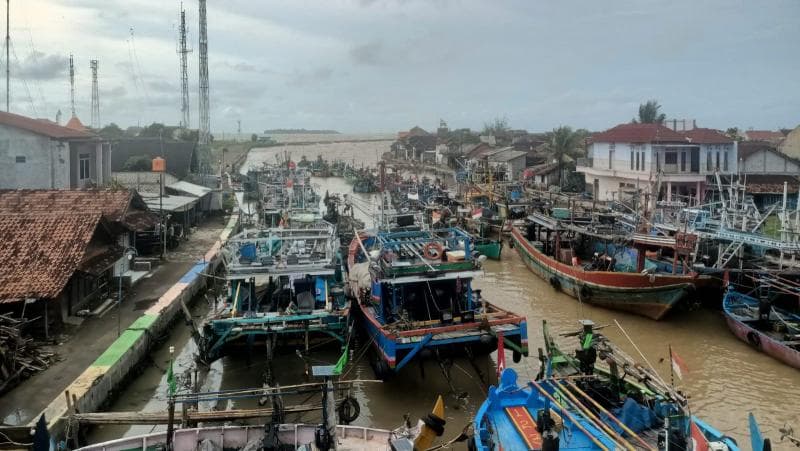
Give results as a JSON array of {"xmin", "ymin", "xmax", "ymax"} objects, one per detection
[
  {"xmin": 579, "ymin": 285, "xmax": 592, "ymax": 301},
  {"xmin": 746, "ymin": 331, "xmax": 761, "ymax": 349},
  {"xmin": 422, "ymin": 242, "xmax": 444, "ymax": 260},
  {"xmin": 549, "ymin": 276, "xmax": 561, "ymax": 291}
]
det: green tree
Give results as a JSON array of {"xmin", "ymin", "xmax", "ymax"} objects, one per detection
[
  {"xmin": 545, "ymin": 126, "xmax": 584, "ymax": 187},
  {"xmin": 98, "ymin": 123, "xmax": 125, "ymax": 139},
  {"xmin": 251, "ymin": 133, "xmax": 258, "ymax": 142},
  {"xmin": 725, "ymin": 127, "xmax": 742, "ymax": 141},
  {"xmin": 123, "ymin": 155, "xmax": 152, "ymax": 171},
  {"xmin": 634, "ymin": 100, "xmax": 666, "ymax": 124}
]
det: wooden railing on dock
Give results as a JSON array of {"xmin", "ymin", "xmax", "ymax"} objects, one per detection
[{"xmin": 66, "ymin": 404, "xmax": 322, "ymax": 425}]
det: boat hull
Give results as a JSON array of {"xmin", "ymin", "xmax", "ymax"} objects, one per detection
[
  {"xmin": 474, "ymin": 241, "xmax": 502, "ymax": 260},
  {"xmin": 357, "ymin": 302, "xmax": 527, "ymax": 379},
  {"xmin": 511, "ymin": 227, "xmax": 693, "ymax": 320},
  {"xmin": 723, "ymin": 293, "xmax": 800, "ymax": 369}
]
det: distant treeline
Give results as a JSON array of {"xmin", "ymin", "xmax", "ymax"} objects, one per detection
[{"xmin": 264, "ymin": 129, "xmax": 340, "ymax": 134}]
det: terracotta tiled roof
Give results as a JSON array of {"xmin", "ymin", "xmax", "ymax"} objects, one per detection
[
  {"xmin": 590, "ymin": 123, "xmax": 687, "ymax": 144},
  {"xmin": 682, "ymin": 128, "xmax": 733, "ymax": 144},
  {"xmin": 0, "ymin": 111, "xmax": 93, "ymax": 139},
  {"xmin": 744, "ymin": 130, "xmax": 785, "ymax": 142},
  {"xmin": 0, "ymin": 189, "xmax": 157, "ymax": 231},
  {"xmin": 0, "ymin": 212, "xmax": 101, "ymax": 302},
  {"xmin": 65, "ymin": 116, "xmax": 88, "ymax": 132},
  {"xmin": 741, "ymin": 175, "xmax": 800, "ymax": 194}
]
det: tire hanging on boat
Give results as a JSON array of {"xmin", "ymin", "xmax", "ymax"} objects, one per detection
[
  {"xmin": 549, "ymin": 276, "xmax": 561, "ymax": 291},
  {"xmin": 579, "ymin": 285, "xmax": 592, "ymax": 302},
  {"xmin": 337, "ymin": 395, "xmax": 360, "ymax": 424}
]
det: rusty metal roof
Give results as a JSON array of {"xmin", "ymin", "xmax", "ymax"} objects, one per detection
[{"xmin": 0, "ymin": 213, "xmax": 102, "ymax": 303}]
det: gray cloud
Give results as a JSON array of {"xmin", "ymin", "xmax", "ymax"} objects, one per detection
[
  {"xmin": 349, "ymin": 41, "xmax": 385, "ymax": 66},
  {"xmin": 14, "ymin": 52, "xmax": 68, "ymax": 81},
  {"xmin": 287, "ymin": 66, "xmax": 334, "ymax": 88}
]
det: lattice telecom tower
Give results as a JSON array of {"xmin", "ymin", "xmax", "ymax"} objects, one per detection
[
  {"xmin": 90, "ymin": 59, "xmax": 99, "ymax": 128},
  {"xmin": 198, "ymin": 0, "xmax": 210, "ymax": 144},
  {"xmin": 178, "ymin": 4, "xmax": 191, "ymax": 128},
  {"xmin": 69, "ymin": 54, "xmax": 76, "ymax": 117}
]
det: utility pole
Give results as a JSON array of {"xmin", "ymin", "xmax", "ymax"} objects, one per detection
[
  {"xmin": 198, "ymin": 0, "xmax": 210, "ymax": 144},
  {"xmin": 90, "ymin": 59, "xmax": 99, "ymax": 128},
  {"xmin": 6, "ymin": 0, "xmax": 9, "ymax": 112},
  {"xmin": 178, "ymin": 4, "xmax": 191, "ymax": 128},
  {"xmin": 69, "ymin": 54, "xmax": 76, "ymax": 117}
]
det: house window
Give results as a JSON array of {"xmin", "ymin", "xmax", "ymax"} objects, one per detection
[
  {"xmin": 680, "ymin": 152, "xmax": 687, "ymax": 172},
  {"xmin": 707, "ymin": 152, "xmax": 712, "ymax": 171},
  {"xmin": 15, "ymin": 156, "xmax": 25, "ymax": 163},
  {"xmin": 723, "ymin": 151, "xmax": 729, "ymax": 171},
  {"xmin": 79, "ymin": 154, "xmax": 91, "ymax": 180},
  {"xmin": 641, "ymin": 152, "xmax": 646, "ymax": 171},
  {"xmin": 664, "ymin": 152, "xmax": 678, "ymax": 165},
  {"xmin": 636, "ymin": 151, "xmax": 640, "ymax": 171},
  {"xmin": 609, "ymin": 143, "xmax": 615, "ymax": 169},
  {"xmin": 630, "ymin": 151, "xmax": 634, "ymax": 170},
  {"xmin": 716, "ymin": 151, "xmax": 720, "ymax": 170}
]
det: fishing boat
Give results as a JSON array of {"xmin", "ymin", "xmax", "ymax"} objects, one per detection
[
  {"xmin": 71, "ymin": 368, "xmax": 449, "ymax": 451},
  {"xmin": 722, "ymin": 287, "xmax": 800, "ymax": 369},
  {"xmin": 195, "ymin": 222, "xmax": 350, "ymax": 364},
  {"xmin": 473, "ymin": 237, "xmax": 502, "ymax": 260},
  {"xmin": 510, "ymin": 214, "xmax": 710, "ymax": 320},
  {"xmin": 538, "ymin": 319, "xmax": 739, "ymax": 451},
  {"xmin": 346, "ymin": 227, "xmax": 528, "ymax": 380}
]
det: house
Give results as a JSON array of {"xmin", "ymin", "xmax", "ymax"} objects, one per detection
[
  {"xmin": 486, "ymin": 148, "xmax": 528, "ymax": 181},
  {"xmin": 523, "ymin": 162, "xmax": 560, "ymax": 188},
  {"xmin": 0, "ymin": 189, "xmax": 158, "ymax": 329},
  {"xmin": 0, "ymin": 111, "xmax": 110, "ymax": 189},
  {"xmin": 779, "ymin": 125, "xmax": 800, "ymax": 160},
  {"xmin": 391, "ymin": 126, "xmax": 436, "ymax": 160},
  {"xmin": 738, "ymin": 141, "xmax": 800, "ymax": 175},
  {"xmin": 577, "ymin": 123, "xmax": 737, "ymax": 203},
  {"xmin": 743, "ymin": 130, "xmax": 785, "ymax": 144}
]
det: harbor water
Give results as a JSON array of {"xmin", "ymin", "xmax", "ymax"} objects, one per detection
[{"xmin": 90, "ymin": 139, "xmax": 800, "ymax": 447}]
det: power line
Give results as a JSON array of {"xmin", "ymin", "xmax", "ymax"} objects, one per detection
[{"xmin": 9, "ymin": 40, "xmax": 37, "ymax": 116}]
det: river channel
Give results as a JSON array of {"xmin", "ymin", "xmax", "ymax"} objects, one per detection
[{"xmin": 90, "ymin": 139, "xmax": 800, "ymax": 448}]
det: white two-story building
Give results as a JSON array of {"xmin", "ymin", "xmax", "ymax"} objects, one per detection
[{"xmin": 577, "ymin": 123, "xmax": 736, "ymax": 203}]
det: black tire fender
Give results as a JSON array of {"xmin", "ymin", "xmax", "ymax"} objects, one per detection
[
  {"xmin": 746, "ymin": 331, "xmax": 761, "ymax": 349},
  {"xmin": 579, "ymin": 285, "xmax": 592, "ymax": 301},
  {"xmin": 549, "ymin": 276, "xmax": 561, "ymax": 291}
]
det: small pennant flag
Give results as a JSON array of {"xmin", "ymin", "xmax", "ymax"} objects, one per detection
[
  {"xmin": 496, "ymin": 332, "xmax": 506, "ymax": 379},
  {"xmin": 670, "ymin": 347, "xmax": 688, "ymax": 380},
  {"xmin": 333, "ymin": 344, "xmax": 349, "ymax": 375},
  {"xmin": 690, "ymin": 420, "xmax": 710, "ymax": 451}
]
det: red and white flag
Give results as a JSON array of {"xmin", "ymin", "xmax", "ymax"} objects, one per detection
[
  {"xmin": 496, "ymin": 332, "xmax": 506, "ymax": 379},
  {"xmin": 472, "ymin": 207, "xmax": 483, "ymax": 220},
  {"xmin": 670, "ymin": 347, "xmax": 688, "ymax": 380},
  {"xmin": 690, "ymin": 421, "xmax": 710, "ymax": 451}
]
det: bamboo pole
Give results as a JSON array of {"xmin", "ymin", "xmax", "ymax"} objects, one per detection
[{"xmin": 530, "ymin": 381, "xmax": 610, "ymax": 451}]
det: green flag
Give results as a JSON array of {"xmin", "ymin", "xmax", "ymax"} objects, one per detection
[
  {"xmin": 167, "ymin": 359, "xmax": 177, "ymax": 396},
  {"xmin": 332, "ymin": 345, "xmax": 348, "ymax": 375}
]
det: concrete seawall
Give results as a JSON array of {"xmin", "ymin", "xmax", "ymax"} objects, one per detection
[{"xmin": 37, "ymin": 213, "xmax": 239, "ymax": 441}]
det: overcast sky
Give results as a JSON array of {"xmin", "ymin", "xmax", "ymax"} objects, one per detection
[{"xmin": 8, "ymin": 0, "xmax": 800, "ymax": 134}]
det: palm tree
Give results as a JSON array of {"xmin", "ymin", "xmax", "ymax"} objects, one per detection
[
  {"xmin": 635, "ymin": 100, "xmax": 666, "ymax": 124},
  {"xmin": 547, "ymin": 126, "xmax": 584, "ymax": 187}
]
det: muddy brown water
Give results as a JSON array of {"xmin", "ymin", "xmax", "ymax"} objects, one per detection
[{"xmin": 89, "ymin": 141, "xmax": 800, "ymax": 448}]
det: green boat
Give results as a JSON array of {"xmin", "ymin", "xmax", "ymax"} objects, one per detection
[{"xmin": 474, "ymin": 238, "xmax": 502, "ymax": 260}]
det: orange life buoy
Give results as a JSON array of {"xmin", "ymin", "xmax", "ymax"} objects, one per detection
[{"xmin": 422, "ymin": 242, "xmax": 444, "ymax": 260}]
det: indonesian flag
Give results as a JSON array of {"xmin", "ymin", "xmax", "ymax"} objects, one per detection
[
  {"xmin": 690, "ymin": 421, "xmax": 710, "ymax": 451},
  {"xmin": 472, "ymin": 207, "xmax": 483, "ymax": 220},
  {"xmin": 671, "ymin": 347, "xmax": 688, "ymax": 380},
  {"xmin": 496, "ymin": 331, "xmax": 506, "ymax": 379}
]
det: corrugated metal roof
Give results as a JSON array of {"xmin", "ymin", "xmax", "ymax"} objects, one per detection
[
  {"xmin": 142, "ymin": 194, "xmax": 199, "ymax": 212},
  {"xmin": 488, "ymin": 150, "xmax": 528, "ymax": 162},
  {"xmin": 167, "ymin": 180, "xmax": 212, "ymax": 197}
]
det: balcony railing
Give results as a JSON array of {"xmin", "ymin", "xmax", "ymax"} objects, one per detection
[{"xmin": 576, "ymin": 157, "xmax": 593, "ymax": 168}]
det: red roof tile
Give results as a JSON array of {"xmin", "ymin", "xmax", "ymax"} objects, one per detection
[
  {"xmin": 0, "ymin": 111, "xmax": 93, "ymax": 139},
  {"xmin": 744, "ymin": 130, "xmax": 785, "ymax": 142},
  {"xmin": 682, "ymin": 128, "xmax": 733, "ymax": 144},
  {"xmin": 590, "ymin": 123, "xmax": 688, "ymax": 144},
  {"xmin": 0, "ymin": 213, "xmax": 101, "ymax": 302},
  {"xmin": 65, "ymin": 116, "xmax": 88, "ymax": 132}
]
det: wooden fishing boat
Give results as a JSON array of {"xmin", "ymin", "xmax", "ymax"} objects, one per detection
[
  {"xmin": 538, "ymin": 320, "xmax": 740, "ymax": 451},
  {"xmin": 347, "ymin": 227, "xmax": 528, "ymax": 380},
  {"xmin": 722, "ymin": 288, "xmax": 800, "ymax": 369},
  {"xmin": 473, "ymin": 238, "xmax": 502, "ymax": 260},
  {"xmin": 196, "ymin": 223, "xmax": 350, "ymax": 364},
  {"xmin": 510, "ymin": 222, "xmax": 705, "ymax": 320},
  {"xmin": 473, "ymin": 368, "xmax": 617, "ymax": 451}
]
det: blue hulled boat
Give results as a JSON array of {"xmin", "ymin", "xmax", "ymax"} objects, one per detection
[{"xmin": 346, "ymin": 227, "xmax": 528, "ymax": 380}]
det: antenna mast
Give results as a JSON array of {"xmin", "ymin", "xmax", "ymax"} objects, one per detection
[
  {"xmin": 69, "ymin": 54, "xmax": 76, "ymax": 117},
  {"xmin": 178, "ymin": 4, "xmax": 191, "ymax": 128},
  {"xmin": 198, "ymin": 0, "xmax": 210, "ymax": 144},
  {"xmin": 90, "ymin": 59, "xmax": 99, "ymax": 128},
  {"xmin": 6, "ymin": 0, "xmax": 10, "ymax": 112}
]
